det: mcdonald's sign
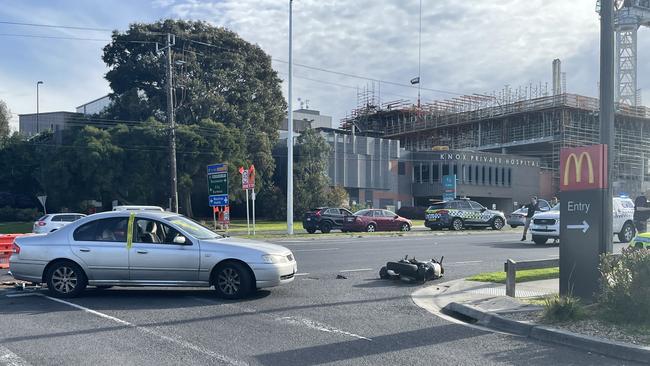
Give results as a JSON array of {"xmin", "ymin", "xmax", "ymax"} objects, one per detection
[{"xmin": 560, "ymin": 145, "xmax": 607, "ymax": 191}]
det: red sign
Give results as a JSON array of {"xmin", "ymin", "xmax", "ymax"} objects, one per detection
[
  {"xmin": 240, "ymin": 165, "xmax": 256, "ymax": 190},
  {"xmin": 560, "ymin": 144, "xmax": 607, "ymax": 192}
]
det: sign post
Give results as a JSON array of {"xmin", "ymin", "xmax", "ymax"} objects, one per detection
[
  {"xmin": 207, "ymin": 164, "xmax": 228, "ymax": 231},
  {"xmin": 559, "ymin": 145, "xmax": 607, "ymax": 299},
  {"xmin": 37, "ymin": 195, "xmax": 47, "ymax": 214},
  {"xmin": 441, "ymin": 175, "xmax": 457, "ymax": 202},
  {"xmin": 240, "ymin": 165, "xmax": 256, "ymax": 235}
]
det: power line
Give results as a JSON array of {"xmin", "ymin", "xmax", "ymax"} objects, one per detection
[
  {"xmin": 0, "ymin": 20, "xmax": 113, "ymax": 32},
  {"xmin": 0, "ymin": 33, "xmax": 158, "ymax": 44}
]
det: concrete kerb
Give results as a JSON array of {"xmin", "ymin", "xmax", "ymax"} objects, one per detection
[{"xmin": 413, "ymin": 280, "xmax": 650, "ymax": 364}]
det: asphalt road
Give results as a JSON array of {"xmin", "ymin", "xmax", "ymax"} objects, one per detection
[{"xmin": 0, "ymin": 230, "xmax": 637, "ymax": 366}]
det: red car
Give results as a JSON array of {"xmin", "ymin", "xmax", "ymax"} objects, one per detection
[{"xmin": 343, "ymin": 209, "xmax": 412, "ymax": 232}]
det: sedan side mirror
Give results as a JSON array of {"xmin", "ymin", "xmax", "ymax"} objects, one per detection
[
  {"xmin": 394, "ymin": 215, "xmax": 399, "ymax": 219},
  {"xmin": 173, "ymin": 236, "xmax": 187, "ymax": 244}
]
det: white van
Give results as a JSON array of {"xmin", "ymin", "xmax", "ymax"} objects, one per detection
[{"xmin": 529, "ymin": 197, "xmax": 636, "ymax": 245}]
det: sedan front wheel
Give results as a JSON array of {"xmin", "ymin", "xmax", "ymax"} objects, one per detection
[{"xmin": 214, "ymin": 262, "xmax": 253, "ymax": 299}]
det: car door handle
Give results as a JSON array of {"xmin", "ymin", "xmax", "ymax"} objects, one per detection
[
  {"xmin": 79, "ymin": 248, "xmax": 90, "ymax": 252},
  {"xmin": 136, "ymin": 250, "xmax": 148, "ymax": 254}
]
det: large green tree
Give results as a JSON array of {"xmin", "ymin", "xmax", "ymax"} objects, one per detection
[
  {"xmin": 293, "ymin": 129, "xmax": 333, "ymax": 217},
  {"xmin": 101, "ymin": 20, "xmax": 285, "ymax": 202}
]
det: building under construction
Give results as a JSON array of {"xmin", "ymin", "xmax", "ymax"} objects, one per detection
[{"xmin": 341, "ymin": 74, "xmax": 650, "ymax": 198}]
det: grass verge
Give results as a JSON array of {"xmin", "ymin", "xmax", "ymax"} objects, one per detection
[
  {"xmin": 0, "ymin": 221, "xmax": 33, "ymax": 234},
  {"xmin": 467, "ymin": 267, "xmax": 559, "ymax": 284}
]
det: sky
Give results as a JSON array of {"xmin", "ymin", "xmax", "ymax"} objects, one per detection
[{"xmin": 2, "ymin": 0, "xmax": 649, "ymax": 132}]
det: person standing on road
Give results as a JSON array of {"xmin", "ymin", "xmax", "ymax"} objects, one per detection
[
  {"xmin": 521, "ymin": 196, "xmax": 540, "ymax": 241},
  {"xmin": 634, "ymin": 191, "xmax": 650, "ymax": 233}
]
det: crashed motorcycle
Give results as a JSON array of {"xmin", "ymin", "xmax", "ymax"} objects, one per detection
[{"xmin": 379, "ymin": 255, "xmax": 444, "ymax": 283}]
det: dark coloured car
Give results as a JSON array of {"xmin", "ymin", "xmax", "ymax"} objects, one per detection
[
  {"xmin": 424, "ymin": 199, "xmax": 506, "ymax": 231},
  {"xmin": 343, "ymin": 209, "xmax": 412, "ymax": 233},
  {"xmin": 302, "ymin": 207, "xmax": 354, "ymax": 234}
]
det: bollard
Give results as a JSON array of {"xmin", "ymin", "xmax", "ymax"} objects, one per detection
[{"xmin": 505, "ymin": 259, "xmax": 517, "ymax": 297}]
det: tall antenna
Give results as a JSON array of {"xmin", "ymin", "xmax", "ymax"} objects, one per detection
[{"xmin": 418, "ymin": 0, "xmax": 422, "ymax": 108}]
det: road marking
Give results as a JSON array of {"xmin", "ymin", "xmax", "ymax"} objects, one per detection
[
  {"xmin": 452, "ymin": 261, "xmax": 483, "ymax": 264},
  {"xmin": 277, "ymin": 316, "xmax": 372, "ymax": 341},
  {"xmin": 295, "ymin": 273, "xmax": 310, "ymax": 276},
  {"xmin": 292, "ymin": 248, "xmax": 339, "ymax": 252},
  {"xmin": 0, "ymin": 345, "xmax": 31, "ymax": 366},
  {"xmin": 5, "ymin": 293, "xmax": 40, "ymax": 298},
  {"xmin": 339, "ymin": 268, "xmax": 373, "ymax": 273},
  {"xmin": 42, "ymin": 295, "xmax": 246, "ymax": 366}
]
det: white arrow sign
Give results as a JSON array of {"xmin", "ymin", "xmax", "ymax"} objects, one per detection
[{"xmin": 567, "ymin": 220, "xmax": 590, "ymax": 233}]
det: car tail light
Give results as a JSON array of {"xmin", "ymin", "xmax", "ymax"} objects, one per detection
[
  {"xmin": 37, "ymin": 221, "xmax": 47, "ymax": 226},
  {"xmin": 315, "ymin": 211, "xmax": 321, "ymax": 217},
  {"xmin": 12, "ymin": 243, "xmax": 20, "ymax": 254}
]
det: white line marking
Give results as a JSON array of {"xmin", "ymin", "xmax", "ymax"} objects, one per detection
[
  {"xmin": 339, "ymin": 268, "xmax": 373, "ymax": 273},
  {"xmin": 0, "ymin": 345, "xmax": 31, "ymax": 366},
  {"xmin": 42, "ymin": 295, "xmax": 246, "ymax": 366},
  {"xmin": 5, "ymin": 293, "xmax": 40, "ymax": 298},
  {"xmin": 277, "ymin": 316, "xmax": 372, "ymax": 341},
  {"xmin": 452, "ymin": 261, "xmax": 483, "ymax": 264},
  {"xmin": 293, "ymin": 248, "xmax": 339, "ymax": 252},
  {"xmin": 295, "ymin": 273, "xmax": 310, "ymax": 276}
]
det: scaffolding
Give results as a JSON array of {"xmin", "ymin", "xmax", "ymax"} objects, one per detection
[{"xmin": 341, "ymin": 92, "xmax": 650, "ymax": 195}]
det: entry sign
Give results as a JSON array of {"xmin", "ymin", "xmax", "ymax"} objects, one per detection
[
  {"xmin": 559, "ymin": 144, "xmax": 607, "ymax": 299},
  {"xmin": 442, "ymin": 175, "xmax": 456, "ymax": 202},
  {"xmin": 207, "ymin": 163, "xmax": 228, "ymax": 207}
]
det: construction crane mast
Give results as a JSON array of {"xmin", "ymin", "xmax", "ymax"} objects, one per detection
[{"xmin": 598, "ymin": 0, "xmax": 650, "ymax": 106}]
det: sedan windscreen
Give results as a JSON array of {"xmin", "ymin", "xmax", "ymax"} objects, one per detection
[{"xmin": 165, "ymin": 216, "xmax": 221, "ymax": 240}]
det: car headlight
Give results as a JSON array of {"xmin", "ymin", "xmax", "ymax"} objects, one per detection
[{"xmin": 262, "ymin": 254, "xmax": 290, "ymax": 264}]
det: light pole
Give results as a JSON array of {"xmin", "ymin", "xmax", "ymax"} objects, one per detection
[
  {"xmin": 287, "ymin": 0, "xmax": 294, "ymax": 234},
  {"xmin": 600, "ymin": 0, "xmax": 615, "ymax": 254},
  {"xmin": 36, "ymin": 81, "xmax": 43, "ymax": 134}
]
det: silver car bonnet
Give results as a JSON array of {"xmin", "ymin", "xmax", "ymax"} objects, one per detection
[{"xmin": 200, "ymin": 237, "xmax": 292, "ymax": 255}]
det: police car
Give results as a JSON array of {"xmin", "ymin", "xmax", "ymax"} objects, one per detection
[
  {"xmin": 530, "ymin": 196, "xmax": 636, "ymax": 245},
  {"xmin": 424, "ymin": 198, "xmax": 506, "ymax": 231}
]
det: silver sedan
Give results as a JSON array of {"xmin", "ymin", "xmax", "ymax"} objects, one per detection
[{"xmin": 10, "ymin": 211, "xmax": 297, "ymax": 299}]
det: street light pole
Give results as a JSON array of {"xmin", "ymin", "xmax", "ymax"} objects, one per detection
[
  {"xmin": 166, "ymin": 33, "xmax": 179, "ymax": 213},
  {"xmin": 36, "ymin": 81, "xmax": 43, "ymax": 134},
  {"xmin": 600, "ymin": 0, "xmax": 615, "ymax": 254},
  {"xmin": 287, "ymin": 0, "xmax": 294, "ymax": 234}
]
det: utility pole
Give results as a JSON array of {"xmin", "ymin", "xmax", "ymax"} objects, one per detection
[
  {"xmin": 600, "ymin": 0, "xmax": 615, "ymax": 254},
  {"xmin": 287, "ymin": 0, "xmax": 294, "ymax": 234},
  {"xmin": 162, "ymin": 33, "xmax": 179, "ymax": 213}
]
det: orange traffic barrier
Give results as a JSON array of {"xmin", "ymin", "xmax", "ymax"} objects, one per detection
[{"xmin": 0, "ymin": 234, "xmax": 30, "ymax": 269}]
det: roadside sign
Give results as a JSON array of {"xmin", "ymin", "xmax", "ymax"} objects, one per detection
[
  {"xmin": 559, "ymin": 144, "xmax": 607, "ymax": 299},
  {"xmin": 207, "ymin": 163, "xmax": 228, "ymax": 207},
  {"xmin": 240, "ymin": 165, "xmax": 256, "ymax": 190},
  {"xmin": 37, "ymin": 195, "xmax": 47, "ymax": 214},
  {"xmin": 441, "ymin": 175, "xmax": 456, "ymax": 202}
]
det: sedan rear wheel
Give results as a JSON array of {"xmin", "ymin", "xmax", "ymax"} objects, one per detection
[
  {"xmin": 366, "ymin": 223, "xmax": 377, "ymax": 232},
  {"xmin": 46, "ymin": 261, "xmax": 87, "ymax": 298},
  {"xmin": 214, "ymin": 262, "xmax": 253, "ymax": 299}
]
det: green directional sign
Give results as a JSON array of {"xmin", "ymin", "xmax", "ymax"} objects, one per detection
[{"xmin": 208, "ymin": 173, "xmax": 228, "ymax": 195}]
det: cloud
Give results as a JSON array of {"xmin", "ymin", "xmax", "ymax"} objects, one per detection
[
  {"xmin": 159, "ymin": 0, "xmax": 604, "ymax": 126},
  {"xmin": 0, "ymin": 0, "xmax": 618, "ymax": 132}
]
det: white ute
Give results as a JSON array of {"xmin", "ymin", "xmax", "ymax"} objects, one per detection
[{"xmin": 529, "ymin": 197, "xmax": 636, "ymax": 245}]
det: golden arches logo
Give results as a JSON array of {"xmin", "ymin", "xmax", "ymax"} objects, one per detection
[{"xmin": 563, "ymin": 152, "xmax": 594, "ymax": 186}]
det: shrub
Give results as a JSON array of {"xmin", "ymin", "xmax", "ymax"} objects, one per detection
[
  {"xmin": 0, "ymin": 206, "xmax": 40, "ymax": 222},
  {"xmin": 397, "ymin": 206, "xmax": 427, "ymax": 220},
  {"xmin": 542, "ymin": 294, "xmax": 586, "ymax": 322},
  {"xmin": 599, "ymin": 247, "xmax": 650, "ymax": 323}
]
